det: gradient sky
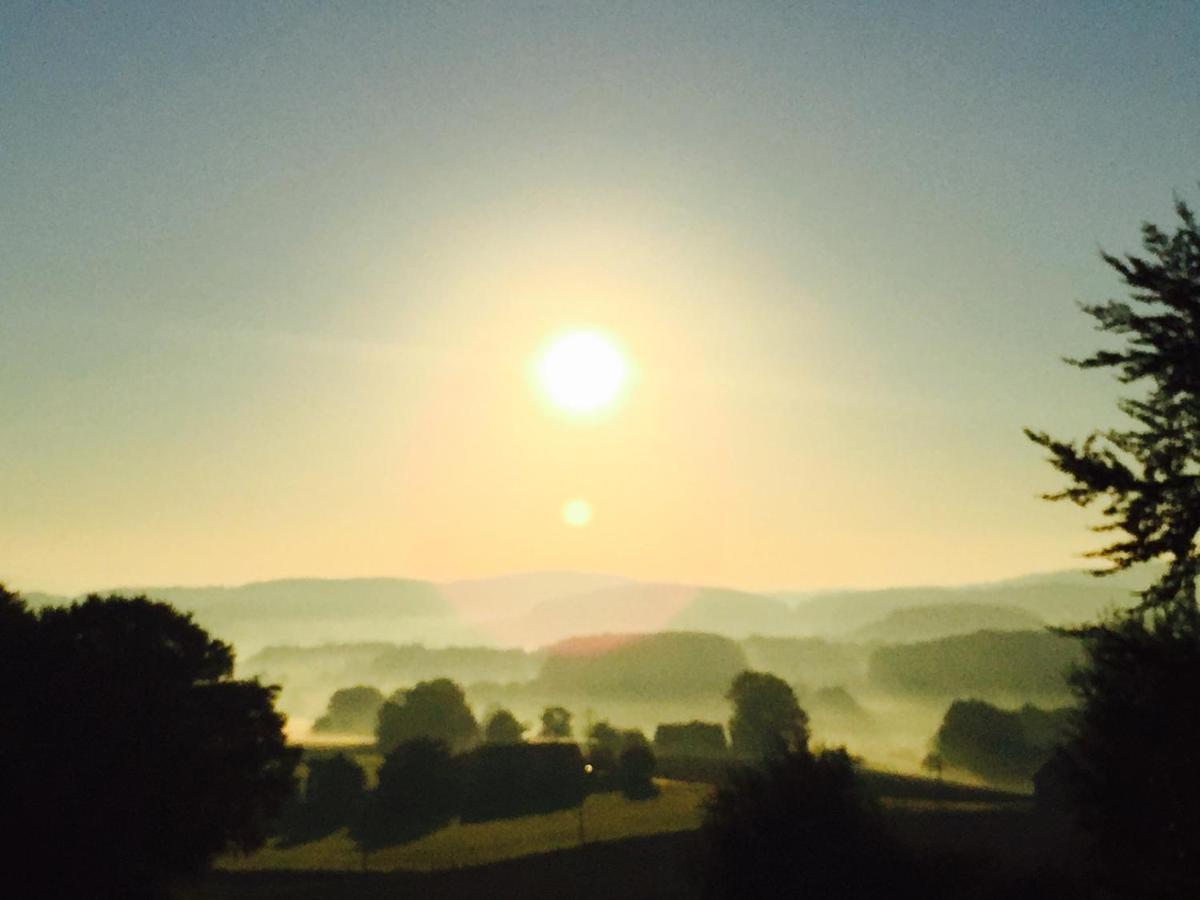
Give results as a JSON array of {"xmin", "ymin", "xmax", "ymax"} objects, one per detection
[{"xmin": 3, "ymin": 2, "xmax": 1198, "ymax": 594}]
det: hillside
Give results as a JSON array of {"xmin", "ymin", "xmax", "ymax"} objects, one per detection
[
  {"xmin": 868, "ymin": 630, "xmax": 1083, "ymax": 701},
  {"xmin": 790, "ymin": 571, "xmax": 1140, "ymax": 636},
  {"xmin": 852, "ymin": 603, "xmax": 1045, "ymax": 644},
  {"xmin": 439, "ymin": 572, "xmax": 632, "ymax": 623},
  {"xmin": 535, "ymin": 632, "xmax": 748, "ymax": 700},
  {"xmin": 17, "ymin": 566, "xmax": 1143, "ymax": 657}
]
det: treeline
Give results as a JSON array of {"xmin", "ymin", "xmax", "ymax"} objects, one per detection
[
  {"xmin": 285, "ymin": 667, "xmax": 820, "ymax": 856},
  {"xmin": 927, "ymin": 699, "xmax": 1073, "ymax": 788},
  {"xmin": 295, "ymin": 629, "xmax": 1080, "ymax": 739},
  {"xmin": 869, "ymin": 630, "xmax": 1081, "ymax": 700},
  {"xmin": 283, "ymin": 740, "xmax": 600, "ymax": 851},
  {"xmin": 535, "ymin": 631, "xmax": 748, "ymax": 698},
  {"xmin": 247, "ymin": 642, "xmax": 542, "ymax": 714}
]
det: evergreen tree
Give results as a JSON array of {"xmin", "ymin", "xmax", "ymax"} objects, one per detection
[{"xmin": 1026, "ymin": 196, "xmax": 1200, "ymax": 897}]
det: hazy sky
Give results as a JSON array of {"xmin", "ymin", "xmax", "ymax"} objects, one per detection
[{"xmin": 3, "ymin": 2, "xmax": 1198, "ymax": 594}]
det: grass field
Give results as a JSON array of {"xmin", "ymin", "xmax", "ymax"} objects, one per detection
[
  {"xmin": 219, "ymin": 779, "xmax": 710, "ymax": 873},
  {"xmin": 183, "ymin": 771, "xmax": 1083, "ymax": 899},
  {"xmin": 180, "ymin": 832, "xmax": 699, "ymax": 900}
]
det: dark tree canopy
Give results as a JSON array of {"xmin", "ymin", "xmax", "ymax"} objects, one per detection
[
  {"xmin": 537, "ymin": 631, "xmax": 747, "ymax": 699},
  {"xmin": 0, "ymin": 589, "xmax": 298, "ymax": 898},
  {"xmin": 375, "ymin": 678, "xmax": 479, "ymax": 754},
  {"xmin": 587, "ymin": 720, "xmax": 623, "ymax": 755},
  {"xmin": 483, "ymin": 708, "xmax": 527, "ymax": 745},
  {"xmin": 539, "ymin": 704, "xmax": 573, "ymax": 740},
  {"xmin": 696, "ymin": 748, "xmax": 916, "ymax": 900},
  {"xmin": 1027, "ymin": 197, "xmax": 1200, "ymax": 896},
  {"xmin": 352, "ymin": 738, "xmax": 460, "ymax": 852},
  {"xmin": 617, "ymin": 730, "xmax": 658, "ymax": 800},
  {"xmin": 932, "ymin": 699, "xmax": 1071, "ymax": 788},
  {"xmin": 313, "ymin": 685, "xmax": 384, "ymax": 734},
  {"xmin": 726, "ymin": 671, "xmax": 810, "ymax": 758},
  {"xmin": 282, "ymin": 753, "xmax": 367, "ymax": 843},
  {"xmin": 654, "ymin": 721, "xmax": 728, "ymax": 757},
  {"xmin": 585, "ymin": 719, "xmax": 622, "ymax": 776},
  {"xmin": 460, "ymin": 742, "xmax": 586, "ymax": 822},
  {"xmin": 867, "ymin": 629, "xmax": 1080, "ymax": 699},
  {"xmin": 1026, "ymin": 198, "xmax": 1200, "ymax": 617}
]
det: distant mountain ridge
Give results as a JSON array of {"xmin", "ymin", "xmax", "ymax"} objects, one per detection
[
  {"xmin": 15, "ymin": 566, "xmax": 1146, "ymax": 654},
  {"xmin": 852, "ymin": 603, "xmax": 1045, "ymax": 644}
]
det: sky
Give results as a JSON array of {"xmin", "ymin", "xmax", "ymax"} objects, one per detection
[{"xmin": 3, "ymin": 2, "xmax": 1199, "ymax": 595}]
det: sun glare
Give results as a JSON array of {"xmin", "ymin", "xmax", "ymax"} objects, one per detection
[
  {"xmin": 562, "ymin": 499, "xmax": 593, "ymax": 527},
  {"xmin": 536, "ymin": 330, "xmax": 629, "ymax": 415}
]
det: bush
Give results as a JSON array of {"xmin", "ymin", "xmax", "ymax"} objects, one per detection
[
  {"xmin": 654, "ymin": 721, "xmax": 728, "ymax": 757},
  {"xmin": 282, "ymin": 752, "xmax": 367, "ymax": 842},
  {"xmin": 352, "ymin": 738, "xmax": 460, "ymax": 851},
  {"xmin": 617, "ymin": 731, "xmax": 658, "ymax": 800},
  {"xmin": 460, "ymin": 742, "xmax": 587, "ymax": 822},
  {"xmin": 695, "ymin": 748, "xmax": 917, "ymax": 899}
]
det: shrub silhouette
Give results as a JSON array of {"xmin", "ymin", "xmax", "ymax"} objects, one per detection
[
  {"xmin": 351, "ymin": 738, "xmax": 460, "ymax": 852},
  {"xmin": 460, "ymin": 742, "xmax": 586, "ymax": 822},
  {"xmin": 617, "ymin": 731, "xmax": 658, "ymax": 800},
  {"xmin": 282, "ymin": 752, "xmax": 367, "ymax": 843},
  {"xmin": 695, "ymin": 747, "xmax": 916, "ymax": 899}
]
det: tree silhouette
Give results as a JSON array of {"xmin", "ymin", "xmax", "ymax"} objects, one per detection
[
  {"xmin": 283, "ymin": 753, "xmax": 367, "ymax": 843},
  {"xmin": 313, "ymin": 685, "xmax": 384, "ymax": 734},
  {"xmin": 585, "ymin": 719, "xmax": 623, "ymax": 777},
  {"xmin": 1027, "ymin": 196, "xmax": 1200, "ymax": 896},
  {"xmin": 351, "ymin": 738, "xmax": 460, "ymax": 855},
  {"xmin": 587, "ymin": 720, "xmax": 622, "ymax": 756},
  {"xmin": 617, "ymin": 730, "xmax": 658, "ymax": 799},
  {"xmin": 0, "ymin": 589, "xmax": 298, "ymax": 898},
  {"xmin": 931, "ymin": 699, "xmax": 1069, "ymax": 788},
  {"xmin": 695, "ymin": 747, "xmax": 916, "ymax": 899},
  {"xmin": 483, "ymin": 708, "xmax": 527, "ymax": 744},
  {"xmin": 375, "ymin": 678, "xmax": 479, "ymax": 754},
  {"xmin": 726, "ymin": 671, "xmax": 809, "ymax": 758},
  {"xmin": 539, "ymin": 705, "xmax": 573, "ymax": 740}
]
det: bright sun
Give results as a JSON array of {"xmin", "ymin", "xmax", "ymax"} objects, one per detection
[{"xmin": 536, "ymin": 330, "xmax": 629, "ymax": 414}]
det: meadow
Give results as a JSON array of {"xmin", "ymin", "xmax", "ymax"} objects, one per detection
[
  {"xmin": 219, "ymin": 779, "xmax": 710, "ymax": 873},
  {"xmin": 181, "ymin": 774, "xmax": 1080, "ymax": 899}
]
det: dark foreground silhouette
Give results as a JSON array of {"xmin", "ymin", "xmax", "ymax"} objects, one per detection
[{"xmin": 0, "ymin": 587, "xmax": 298, "ymax": 899}]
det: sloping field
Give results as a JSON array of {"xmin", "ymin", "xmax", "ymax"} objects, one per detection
[
  {"xmin": 218, "ymin": 780, "xmax": 710, "ymax": 874},
  {"xmin": 179, "ymin": 832, "xmax": 697, "ymax": 900}
]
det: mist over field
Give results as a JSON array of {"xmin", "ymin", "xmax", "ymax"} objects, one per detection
[{"xmin": 21, "ymin": 566, "xmax": 1139, "ymax": 776}]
